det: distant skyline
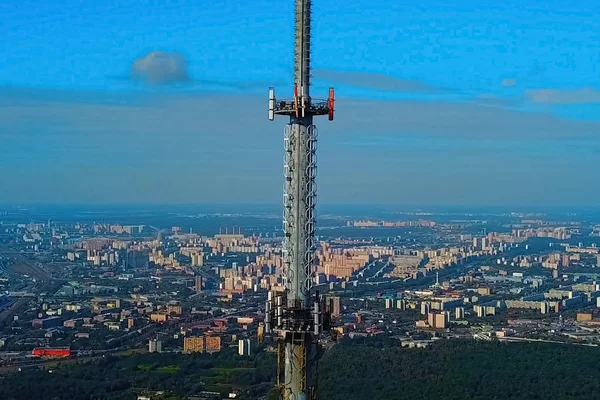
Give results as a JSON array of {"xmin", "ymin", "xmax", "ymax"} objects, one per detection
[{"xmin": 2, "ymin": 0, "xmax": 600, "ymax": 206}]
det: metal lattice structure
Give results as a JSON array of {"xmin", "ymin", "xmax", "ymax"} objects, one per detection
[{"xmin": 265, "ymin": 1, "xmax": 335, "ymax": 399}]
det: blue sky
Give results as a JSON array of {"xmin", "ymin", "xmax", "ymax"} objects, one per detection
[{"xmin": 1, "ymin": 0, "xmax": 600, "ymax": 206}]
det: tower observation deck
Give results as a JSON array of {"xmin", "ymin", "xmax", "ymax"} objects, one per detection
[{"xmin": 264, "ymin": 1, "xmax": 335, "ymax": 399}]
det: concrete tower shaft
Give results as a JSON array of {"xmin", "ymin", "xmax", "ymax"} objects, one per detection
[
  {"xmin": 265, "ymin": 1, "xmax": 335, "ymax": 399},
  {"xmin": 282, "ymin": 2, "xmax": 315, "ymax": 397},
  {"xmin": 283, "ymin": 118, "xmax": 315, "ymax": 309}
]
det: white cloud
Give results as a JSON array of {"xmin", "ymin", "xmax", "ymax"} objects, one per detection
[{"xmin": 130, "ymin": 51, "xmax": 190, "ymax": 84}]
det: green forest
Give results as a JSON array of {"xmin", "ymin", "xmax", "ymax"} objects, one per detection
[
  {"xmin": 0, "ymin": 350, "xmax": 276, "ymax": 400},
  {"xmin": 2, "ymin": 338, "xmax": 600, "ymax": 399},
  {"xmin": 317, "ymin": 338, "xmax": 600, "ymax": 400}
]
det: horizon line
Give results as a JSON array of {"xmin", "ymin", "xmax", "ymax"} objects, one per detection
[{"xmin": 1, "ymin": 203, "xmax": 599, "ymax": 211}]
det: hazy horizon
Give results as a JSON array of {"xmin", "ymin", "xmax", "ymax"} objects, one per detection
[{"xmin": 2, "ymin": 202, "xmax": 600, "ymax": 215}]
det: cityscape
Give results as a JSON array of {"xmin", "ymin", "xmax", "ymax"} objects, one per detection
[
  {"xmin": 1, "ymin": 206, "xmax": 600, "ymax": 398},
  {"xmin": 3, "ymin": 0, "xmax": 600, "ymax": 399}
]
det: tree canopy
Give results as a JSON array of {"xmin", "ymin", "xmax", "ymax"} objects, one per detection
[{"xmin": 317, "ymin": 338, "xmax": 600, "ymax": 400}]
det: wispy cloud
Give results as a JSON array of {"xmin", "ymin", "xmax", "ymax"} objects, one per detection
[
  {"xmin": 474, "ymin": 94, "xmax": 521, "ymax": 108},
  {"xmin": 3, "ymin": 87, "xmax": 599, "ymax": 143},
  {"xmin": 333, "ymin": 97, "xmax": 600, "ymax": 141},
  {"xmin": 2, "ymin": 88, "xmax": 600, "ymax": 205},
  {"xmin": 130, "ymin": 51, "xmax": 190, "ymax": 84},
  {"xmin": 526, "ymin": 87, "xmax": 600, "ymax": 104},
  {"xmin": 312, "ymin": 68, "xmax": 442, "ymax": 93},
  {"xmin": 501, "ymin": 78, "xmax": 517, "ymax": 87}
]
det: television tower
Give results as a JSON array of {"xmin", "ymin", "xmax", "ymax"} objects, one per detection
[{"xmin": 264, "ymin": 1, "xmax": 335, "ymax": 399}]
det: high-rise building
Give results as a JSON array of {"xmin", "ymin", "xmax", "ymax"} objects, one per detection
[
  {"xmin": 205, "ymin": 336, "xmax": 221, "ymax": 353},
  {"xmin": 474, "ymin": 305, "xmax": 485, "ymax": 318},
  {"xmin": 191, "ymin": 253, "xmax": 204, "ymax": 266},
  {"xmin": 238, "ymin": 339, "xmax": 251, "ymax": 356},
  {"xmin": 167, "ymin": 304, "xmax": 182, "ymax": 315},
  {"xmin": 194, "ymin": 275, "xmax": 203, "ymax": 293},
  {"xmin": 481, "ymin": 237, "xmax": 489, "ymax": 250},
  {"xmin": 257, "ymin": 323, "xmax": 265, "ymax": 344},
  {"xmin": 385, "ymin": 298, "xmax": 393, "ymax": 309},
  {"xmin": 329, "ymin": 296, "xmax": 341, "ymax": 317},
  {"xmin": 427, "ymin": 312, "xmax": 447, "ymax": 329},
  {"xmin": 123, "ymin": 249, "xmax": 149, "ymax": 269},
  {"xmin": 397, "ymin": 299, "xmax": 406, "ymax": 310},
  {"xmin": 435, "ymin": 313, "xmax": 446, "ymax": 328},
  {"xmin": 441, "ymin": 310, "xmax": 450, "ymax": 323},
  {"xmin": 427, "ymin": 312, "xmax": 434, "ymax": 328},
  {"xmin": 184, "ymin": 337, "xmax": 205, "ymax": 353},
  {"xmin": 150, "ymin": 313, "xmax": 167, "ymax": 323},
  {"xmin": 455, "ymin": 307, "xmax": 465, "ymax": 320},
  {"xmin": 148, "ymin": 339, "xmax": 162, "ymax": 353}
]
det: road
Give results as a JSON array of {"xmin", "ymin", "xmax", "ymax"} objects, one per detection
[{"xmin": 0, "ymin": 245, "xmax": 64, "ymax": 327}]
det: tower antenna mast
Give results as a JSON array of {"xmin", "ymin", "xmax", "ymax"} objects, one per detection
[{"xmin": 265, "ymin": 1, "xmax": 335, "ymax": 399}]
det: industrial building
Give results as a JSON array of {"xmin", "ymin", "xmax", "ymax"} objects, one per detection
[{"xmin": 32, "ymin": 347, "xmax": 71, "ymax": 357}]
